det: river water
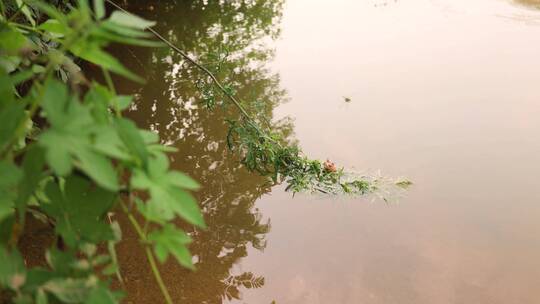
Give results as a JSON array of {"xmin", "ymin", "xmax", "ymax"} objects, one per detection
[{"xmin": 112, "ymin": 0, "xmax": 540, "ymax": 303}]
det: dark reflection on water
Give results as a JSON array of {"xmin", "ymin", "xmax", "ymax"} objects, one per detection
[{"xmin": 105, "ymin": 1, "xmax": 287, "ymax": 303}]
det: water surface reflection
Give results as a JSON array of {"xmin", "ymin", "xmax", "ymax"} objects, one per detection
[
  {"xmin": 250, "ymin": 0, "xmax": 540, "ymax": 303},
  {"xmin": 109, "ymin": 0, "xmax": 540, "ymax": 303},
  {"xmin": 108, "ymin": 1, "xmax": 288, "ymax": 303}
]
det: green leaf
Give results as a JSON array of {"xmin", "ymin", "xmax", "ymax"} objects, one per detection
[
  {"xmin": 40, "ymin": 130, "xmax": 120, "ymax": 191},
  {"xmin": 38, "ymin": 19, "xmax": 68, "ymax": 37},
  {"xmin": 131, "ymin": 155, "xmax": 205, "ymax": 227},
  {"xmin": 0, "ymin": 203, "xmax": 13, "ymax": 223},
  {"xmin": 135, "ymin": 197, "xmax": 173, "ymax": 224},
  {"xmin": 13, "ymin": 294, "xmax": 33, "ymax": 303},
  {"xmin": 84, "ymin": 85, "xmax": 133, "ymax": 120},
  {"xmin": 111, "ymin": 95, "xmax": 132, "ymax": 111},
  {"xmin": 139, "ymin": 130, "xmax": 159, "ymax": 144},
  {"xmin": 40, "ymin": 176, "xmax": 116, "ymax": 247},
  {"xmin": 41, "ymin": 79, "xmax": 69, "ymax": 127},
  {"xmin": 0, "ymin": 24, "xmax": 27, "ymax": 53},
  {"xmin": 75, "ymin": 147, "xmax": 119, "ymax": 192},
  {"xmin": 43, "ymin": 278, "xmax": 91, "ymax": 303},
  {"xmin": 85, "ymin": 287, "xmax": 117, "ymax": 304},
  {"xmin": 93, "ymin": 0, "xmax": 105, "ymax": 20},
  {"xmin": 36, "ymin": 289, "xmax": 48, "ymax": 304},
  {"xmin": 92, "ymin": 126, "xmax": 131, "ymax": 161},
  {"xmin": 0, "ymin": 160, "xmax": 21, "ymax": 221},
  {"xmin": 40, "ymin": 80, "xmax": 119, "ymax": 191},
  {"xmin": 0, "ymin": 70, "xmax": 14, "ymax": 101},
  {"xmin": 10, "ymin": 69, "xmax": 34, "ymax": 85},
  {"xmin": 101, "ymin": 21, "xmax": 153, "ymax": 38},
  {"xmin": 71, "ymin": 43, "xmax": 143, "ymax": 83},
  {"xmin": 32, "ymin": 64, "xmax": 46, "ymax": 74},
  {"xmin": 0, "ymin": 246, "xmax": 26, "ymax": 290},
  {"xmin": 115, "ymin": 118, "xmax": 148, "ymax": 166},
  {"xmin": 148, "ymin": 144, "xmax": 178, "ymax": 153},
  {"xmin": 28, "ymin": 0, "xmax": 65, "ymax": 22},
  {"xmin": 0, "ymin": 55, "xmax": 22, "ymax": 73},
  {"xmin": 0, "ymin": 160, "xmax": 22, "ymax": 189},
  {"xmin": 167, "ymin": 188, "xmax": 204, "ymax": 227},
  {"xmin": 148, "ymin": 225, "xmax": 193, "ymax": 269},
  {"xmin": 147, "ymin": 152, "xmax": 169, "ymax": 176},
  {"xmin": 0, "ymin": 215, "xmax": 15, "ymax": 245},
  {"xmin": 0, "ymin": 102, "xmax": 25, "ymax": 150},
  {"xmin": 108, "ymin": 11, "xmax": 156, "ymax": 29},
  {"xmin": 167, "ymin": 171, "xmax": 200, "ymax": 190},
  {"xmin": 45, "ymin": 248, "xmax": 76, "ymax": 275},
  {"xmin": 24, "ymin": 268, "xmax": 58, "ymax": 292},
  {"xmin": 84, "ymin": 83, "xmax": 113, "ymax": 123},
  {"xmin": 15, "ymin": 145, "xmax": 46, "ymax": 220},
  {"xmin": 15, "ymin": 0, "xmax": 36, "ymax": 26},
  {"xmin": 40, "ymin": 132, "xmax": 72, "ymax": 175},
  {"xmin": 91, "ymin": 26, "xmax": 164, "ymax": 47}
]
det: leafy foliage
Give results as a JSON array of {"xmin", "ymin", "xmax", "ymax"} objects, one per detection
[
  {"xmin": 0, "ymin": 1, "xmax": 204, "ymax": 303},
  {"xmin": 194, "ymin": 70, "xmax": 412, "ymax": 196},
  {"xmin": 221, "ymin": 91, "xmax": 411, "ymax": 197}
]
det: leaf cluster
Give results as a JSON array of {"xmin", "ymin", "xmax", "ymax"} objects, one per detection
[
  {"xmin": 188, "ymin": 46, "xmax": 411, "ymax": 198},
  {"xmin": 226, "ymin": 118, "xmax": 356, "ymax": 194},
  {"xmin": 226, "ymin": 116, "xmax": 409, "ymax": 197},
  {"xmin": 0, "ymin": 1, "xmax": 204, "ymax": 303}
]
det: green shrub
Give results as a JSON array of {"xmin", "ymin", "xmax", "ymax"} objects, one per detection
[{"xmin": 0, "ymin": 1, "xmax": 201, "ymax": 303}]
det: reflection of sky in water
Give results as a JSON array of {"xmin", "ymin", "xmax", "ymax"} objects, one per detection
[{"xmin": 239, "ymin": 0, "xmax": 540, "ymax": 303}]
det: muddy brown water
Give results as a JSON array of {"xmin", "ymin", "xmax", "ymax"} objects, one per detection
[{"xmin": 102, "ymin": 0, "xmax": 540, "ymax": 303}]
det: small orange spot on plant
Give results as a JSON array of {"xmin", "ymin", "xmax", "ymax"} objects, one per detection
[{"xmin": 323, "ymin": 159, "xmax": 337, "ymax": 172}]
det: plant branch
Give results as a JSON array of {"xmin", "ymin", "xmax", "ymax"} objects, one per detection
[
  {"xmin": 145, "ymin": 247, "xmax": 174, "ymax": 304},
  {"xmin": 104, "ymin": 0, "xmax": 272, "ymax": 140},
  {"xmin": 119, "ymin": 200, "xmax": 173, "ymax": 304}
]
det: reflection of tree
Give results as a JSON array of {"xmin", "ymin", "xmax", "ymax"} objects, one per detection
[{"xmin": 106, "ymin": 1, "xmax": 289, "ymax": 303}]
